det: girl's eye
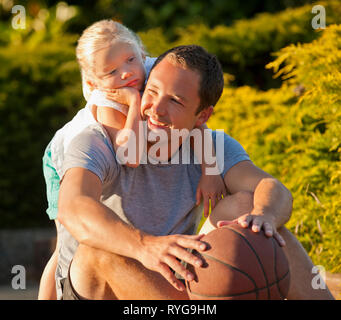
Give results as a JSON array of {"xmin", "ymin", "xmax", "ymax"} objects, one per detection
[
  {"xmin": 128, "ymin": 56, "xmax": 135, "ymax": 63},
  {"xmin": 147, "ymin": 89, "xmax": 157, "ymax": 95},
  {"xmin": 110, "ymin": 69, "xmax": 117, "ymax": 75}
]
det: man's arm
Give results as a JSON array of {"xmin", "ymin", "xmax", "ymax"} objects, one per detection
[
  {"xmin": 58, "ymin": 167, "xmax": 144, "ymax": 257},
  {"xmin": 58, "ymin": 167, "xmax": 207, "ymax": 291},
  {"xmin": 220, "ymin": 160, "xmax": 293, "ymax": 245}
]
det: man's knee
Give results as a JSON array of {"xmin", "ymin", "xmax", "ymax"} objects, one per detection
[
  {"xmin": 75, "ymin": 244, "xmax": 112, "ymax": 272},
  {"xmin": 232, "ymin": 191, "xmax": 254, "ymax": 212},
  {"xmin": 210, "ymin": 191, "xmax": 254, "ymax": 224}
]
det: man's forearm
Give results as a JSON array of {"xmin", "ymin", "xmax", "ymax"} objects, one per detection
[
  {"xmin": 58, "ymin": 194, "xmax": 145, "ymax": 260},
  {"xmin": 251, "ymin": 177, "xmax": 293, "ymax": 228}
]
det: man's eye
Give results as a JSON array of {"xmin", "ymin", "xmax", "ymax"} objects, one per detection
[
  {"xmin": 128, "ymin": 56, "xmax": 135, "ymax": 62},
  {"xmin": 148, "ymin": 89, "xmax": 157, "ymax": 95},
  {"xmin": 110, "ymin": 69, "xmax": 117, "ymax": 75},
  {"xmin": 171, "ymin": 98, "xmax": 182, "ymax": 105}
]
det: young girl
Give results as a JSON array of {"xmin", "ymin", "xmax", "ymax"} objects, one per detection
[{"xmin": 39, "ymin": 19, "xmax": 226, "ymax": 299}]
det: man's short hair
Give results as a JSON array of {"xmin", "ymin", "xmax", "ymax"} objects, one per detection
[{"xmin": 150, "ymin": 45, "xmax": 224, "ymax": 114}]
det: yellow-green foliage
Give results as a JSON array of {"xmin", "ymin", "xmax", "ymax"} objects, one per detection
[
  {"xmin": 208, "ymin": 25, "xmax": 341, "ymax": 272},
  {"xmin": 0, "ymin": 15, "xmax": 81, "ymax": 228},
  {"xmin": 140, "ymin": 1, "xmax": 341, "ymax": 88}
]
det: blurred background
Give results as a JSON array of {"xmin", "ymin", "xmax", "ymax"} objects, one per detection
[{"xmin": 0, "ymin": 0, "xmax": 340, "ymax": 299}]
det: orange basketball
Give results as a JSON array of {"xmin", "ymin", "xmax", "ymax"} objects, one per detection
[{"xmin": 186, "ymin": 224, "xmax": 290, "ymax": 300}]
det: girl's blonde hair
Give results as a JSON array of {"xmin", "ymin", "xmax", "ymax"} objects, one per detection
[{"xmin": 76, "ymin": 19, "xmax": 145, "ymax": 100}]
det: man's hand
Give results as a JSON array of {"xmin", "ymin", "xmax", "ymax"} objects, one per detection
[
  {"xmin": 217, "ymin": 213, "xmax": 286, "ymax": 247},
  {"xmin": 137, "ymin": 234, "xmax": 207, "ymax": 291},
  {"xmin": 105, "ymin": 87, "xmax": 140, "ymax": 106}
]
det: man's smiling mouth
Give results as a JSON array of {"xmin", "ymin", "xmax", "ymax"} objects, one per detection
[
  {"xmin": 149, "ymin": 117, "xmax": 169, "ymax": 127},
  {"xmin": 144, "ymin": 109, "xmax": 170, "ymax": 128}
]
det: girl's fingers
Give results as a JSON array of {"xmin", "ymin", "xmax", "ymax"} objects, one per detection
[
  {"xmin": 237, "ymin": 214, "xmax": 253, "ymax": 228},
  {"xmin": 210, "ymin": 197, "xmax": 216, "ymax": 212},
  {"xmin": 263, "ymin": 222, "xmax": 273, "ymax": 237},
  {"xmin": 217, "ymin": 220, "xmax": 236, "ymax": 228},
  {"xmin": 203, "ymin": 195, "xmax": 210, "ymax": 218},
  {"xmin": 196, "ymin": 188, "xmax": 202, "ymax": 206},
  {"xmin": 274, "ymin": 231, "xmax": 286, "ymax": 247}
]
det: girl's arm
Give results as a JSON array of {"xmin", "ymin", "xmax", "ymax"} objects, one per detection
[
  {"xmin": 96, "ymin": 88, "xmax": 144, "ymax": 167},
  {"xmin": 37, "ymin": 220, "xmax": 59, "ymax": 300}
]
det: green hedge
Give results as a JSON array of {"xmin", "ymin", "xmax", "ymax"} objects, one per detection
[{"xmin": 207, "ymin": 25, "xmax": 341, "ymax": 272}]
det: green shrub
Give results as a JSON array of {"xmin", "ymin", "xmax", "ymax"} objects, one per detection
[{"xmin": 207, "ymin": 25, "xmax": 341, "ymax": 272}]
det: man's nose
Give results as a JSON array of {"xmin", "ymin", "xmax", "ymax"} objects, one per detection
[{"xmin": 151, "ymin": 97, "xmax": 167, "ymax": 116}]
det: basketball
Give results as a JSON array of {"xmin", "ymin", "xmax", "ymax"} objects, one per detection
[{"xmin": 186, "ymin": 224, "xmax": 290, "ymax": 300}]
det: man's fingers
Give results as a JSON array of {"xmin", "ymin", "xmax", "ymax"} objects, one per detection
[
  {"xmin": 181, "ymin": 234, "xmax": 205, "ymax": 241},
  {"xmin": 176, "ymin": 235, "xmax": 206, "ymax": 252},
  {"xmin": 168, "ymin": 246, "xmax": 202, "ymax": 269},
  {"xmin": 158, "ymin": 263, "xmax": 185, "ymax": 291},
  {"xmin": 163, "ymin": 254, "xmax": 194, "ymax": 282}
]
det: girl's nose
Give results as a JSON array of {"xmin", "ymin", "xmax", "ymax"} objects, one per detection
[{"xmin": 121, "ymin": 71, "xmax": 133, "ymax": 80}]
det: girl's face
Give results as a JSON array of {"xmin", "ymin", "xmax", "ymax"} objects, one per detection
[{"xmin": 91, "ymin": 41, "xmax": 146, "ymax": 91}]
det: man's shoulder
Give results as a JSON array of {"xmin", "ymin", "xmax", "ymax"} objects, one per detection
[
  {"xmin": 209, "ymin": 129, "xmax": 250, "ymax": 177},
  {"xmin": 61, "ymin": 123, "xmax": 117, "ymax": 183},
  {"xmin": 211, "ymin": 129, "xmax": 236, "ymax": 145}
]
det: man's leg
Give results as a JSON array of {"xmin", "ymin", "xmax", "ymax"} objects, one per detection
[
  {"xmin": 68, "ymin": 244, "xmax": 189, "ymax": 300},
  {"xmin": 199, "ymin": 191, "xmax": 334, "ymax": 300}
]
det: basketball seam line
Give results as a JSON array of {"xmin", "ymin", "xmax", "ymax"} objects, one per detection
[
  {"xmin": 187, "ymin": 269, "xmax": 290, "ymax": 299},
  {"xmin": 225, "ymin": 227, "xmax": 270, "ymax": 299},
  {"xmin": 199, "ymin": 252, "xmax": 258, "ymax": 291}
]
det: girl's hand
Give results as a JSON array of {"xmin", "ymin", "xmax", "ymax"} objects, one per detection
[
  {"xmin": 105, "ymin": 87, "xmax": 140, "ymax": 106},
  {"xmin": 217, "ymin": 213, "xmax": 286, "ymax": 247},
  {"xmin": 196, "ymin": 174, "xmax": 228, "ymax": 218}
]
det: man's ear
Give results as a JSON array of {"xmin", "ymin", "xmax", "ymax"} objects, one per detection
[{"xmin": 195, "ymin": 106, "xmax": 214, "ymax": 127}]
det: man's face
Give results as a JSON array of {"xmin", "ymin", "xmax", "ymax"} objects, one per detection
[{"xmin": 141, "ymin": 57, "xmax": 207, "ymax": 144}]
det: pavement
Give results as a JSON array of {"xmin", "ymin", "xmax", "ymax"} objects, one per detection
[
  {"xmin": 0, "ymin": 274, "xmax": 340, "ymax": 300},
  {"xmin": 0, "ymin": 284, "xmax": 39, "ymax": 300}
]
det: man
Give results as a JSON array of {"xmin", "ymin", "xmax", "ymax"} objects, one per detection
[{"xmin": 57, "ymin": 45, "xmax": 333, "ymax": 300}]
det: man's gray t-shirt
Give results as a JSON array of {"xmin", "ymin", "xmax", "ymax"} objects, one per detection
[{"xmin": 55, "ymin": 123, "xmax": 250, "ymax": 298}]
